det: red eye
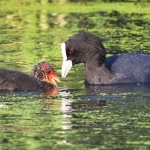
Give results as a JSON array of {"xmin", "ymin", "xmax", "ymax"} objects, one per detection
[{"xmin": 69, "ymin": 50, "xmax": 74, "ymax": 55}]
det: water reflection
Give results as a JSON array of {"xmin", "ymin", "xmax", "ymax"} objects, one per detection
[
  {"xmin": 85, "ymin": 83, "xmax": 150, "ymax": 95},
  {"xmin": 2, "ymin": 9, "xmax": 150, "ymax": 70},
  {"xmin": 60, "ymin": 83, "xmax": 150, "ymax": 146},
  {"xmin": 1, "ymin": 82, "xmax": 150, "ymax": 148}
]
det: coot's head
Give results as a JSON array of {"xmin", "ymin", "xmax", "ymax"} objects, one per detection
[
  {"xmin": 33, "ymin": 62, "xmax": 60, "ymax": 86},
  {"xmin": 61, "ymin": 32, "xmax": 106, "ymax": 78}
]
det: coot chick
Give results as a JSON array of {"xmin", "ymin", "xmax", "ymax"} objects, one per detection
[
  {"xmin": 61, "ymin": 32, "xmax": 150, "ymax": 85},
  {"xmin": 0, "ymin": 62, "xmax": 60, "ymax": 92}
]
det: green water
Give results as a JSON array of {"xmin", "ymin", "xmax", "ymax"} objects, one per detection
[{"xmin": 1, "ymin": 1, "xmax": 150, "ymax": 149}]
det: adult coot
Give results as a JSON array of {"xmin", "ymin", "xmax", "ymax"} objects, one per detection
[
  {"xmin": 61, "ymin": 32, "xmax": 150, "ymax": 85},
  {"xmin": 0, "ymin": 62, "xmax": 60, "ymax": 92}
]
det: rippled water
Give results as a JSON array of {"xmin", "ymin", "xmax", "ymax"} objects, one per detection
[
  {"xmin": 1, "ymin": 1, "xmax": 150, "ymax": 149},
  {"xmin": 1, "ymin": 84, "xmax": 150, "ymax": 149}
]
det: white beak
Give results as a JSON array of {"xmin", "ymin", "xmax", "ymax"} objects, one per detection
[{"xmin": 61, "ymin": 43, "xmax": 72, "ymax": 78}]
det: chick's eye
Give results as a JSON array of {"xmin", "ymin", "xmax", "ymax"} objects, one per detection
[
  {"xmin": 69, "ymin": 50, "xmax": 74, "ymax": 55},
  {"xmin": 46, "ymin": 69, "xmax": 51, "ymax": 73}
]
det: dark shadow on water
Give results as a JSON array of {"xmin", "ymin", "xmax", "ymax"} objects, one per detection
[
  {"xmin": 85, "ymin": 83, "xmax": 150, "ymax": 95},
  {"xmin": 60, "ymin": 83, "xmax": 150, "ymax": 147}
]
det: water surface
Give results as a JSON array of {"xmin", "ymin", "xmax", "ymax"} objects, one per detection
[{"xmin": 1, "ymin": 1, "xmax": 150, "ymax": 149}]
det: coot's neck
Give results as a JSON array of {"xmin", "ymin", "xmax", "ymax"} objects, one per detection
[{"xmin": 85, "ymin": 54, "xmax": 115, "ymax": 85}]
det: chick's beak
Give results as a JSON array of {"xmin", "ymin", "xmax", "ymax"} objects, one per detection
[{"xmin": 45, "ymin": 69, "xmax": 60, "ymax": 86}]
